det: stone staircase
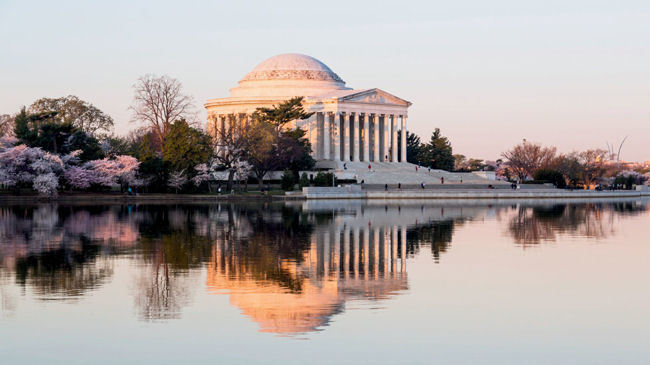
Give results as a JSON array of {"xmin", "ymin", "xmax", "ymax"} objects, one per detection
[{"xmin": 316, "ymin": 161, "xmax": 507, "ymax": 185}]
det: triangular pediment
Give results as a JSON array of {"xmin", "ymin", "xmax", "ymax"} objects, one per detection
[{"xmin": 338, "ymin": 88, "xmax": 411, "ymax": 106}]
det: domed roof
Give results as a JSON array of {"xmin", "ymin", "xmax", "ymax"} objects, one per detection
[{"xmin": 241, "ymin": 53, "xmax": 344, "ymax": 83}]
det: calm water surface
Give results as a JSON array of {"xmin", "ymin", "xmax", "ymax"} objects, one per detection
[{"xmin": 0, "ymin": 199, "xmax": 649, "ymax": 364}]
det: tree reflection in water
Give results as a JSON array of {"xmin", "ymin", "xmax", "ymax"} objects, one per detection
[
  {"xmin": 507, "ymin": 201, "xmax": 647, "ymax": 246},
  {"xmin": 406, "ymin": 219, "xmax": 467, "ymax": 263},
  {"xmin": 0, "ymin": 200, "xmax": 647, "ymax": 332}
]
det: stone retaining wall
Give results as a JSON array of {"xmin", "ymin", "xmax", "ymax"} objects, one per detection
[{"xmin": 300, "ymin": 187, "xmax": 650, "ymax": 200}]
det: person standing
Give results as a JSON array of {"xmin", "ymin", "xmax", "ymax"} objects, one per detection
[{"xmin": 440, "ymin": 177, "xmax": 444, "ymax": 184}]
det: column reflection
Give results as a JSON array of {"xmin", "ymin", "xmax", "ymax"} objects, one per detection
[{"xmin": 206, "ymin": 221, "xmax": 409, "ymax": 336}]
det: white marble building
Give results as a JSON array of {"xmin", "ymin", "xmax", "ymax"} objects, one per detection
[{"xmin": 205, "ymin": 53, "xmax": 411, "ymax": 165}]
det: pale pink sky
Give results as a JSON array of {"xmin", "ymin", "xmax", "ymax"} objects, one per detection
[{"xmin": 1, "ymin": 0, "xmax": 648, "ymax": 161}]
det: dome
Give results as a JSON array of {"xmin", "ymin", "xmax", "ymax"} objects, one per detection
[
  {"xmin": 241, "ymin": 53, "xmax": 344, "ymax": 83},
  {"xmin": 230, "ymin": 53, "xmax": 350, "ymax": 98}
]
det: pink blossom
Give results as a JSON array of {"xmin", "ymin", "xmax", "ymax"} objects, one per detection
[
  {"xmin": 33, "ymin": 173, "xmax": 59, "ymax": 196},
  {"xmin": 84, "ymin": 155, "xmax": 140, "ymax": 187},
  {"xmin": 64, "ymin": 166, "xmax": 96, "ymax": 189}
]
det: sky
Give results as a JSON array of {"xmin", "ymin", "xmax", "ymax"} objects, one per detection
[{"xmin": 1, "ymin": 0, "xmax": 649, "ymax": 161}]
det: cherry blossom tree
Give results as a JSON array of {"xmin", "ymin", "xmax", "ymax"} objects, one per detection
[
  {"xmin": 191, "ymin": 163, "xmax": 211, "ymax": 188},
  {"xmin": 234, "ymin": 160, "xmax": 252, "ymax": 191},
  {"xmin": 64, "ymin": 166, "xmax": 96, "ymax": 189},
  {"xmin": 85, "ymin": 155, "xmax": 140, "ymax": 188},
  {"xmin": 168, "ymin": 170, "xmax": 187, "ymax": 193},
  {"xmin": 33, "ymin": 173, "xmax": 59, "ymax": 196},
  {"xmin": 0, "ymin": 145, "xmax": 64, "ymax": 195}
]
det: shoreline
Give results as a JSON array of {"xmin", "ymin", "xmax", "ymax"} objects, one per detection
[
  {"xmin": 1, "ymin": 189, "xmax": 649, "ymax": 203},
  {"xmin": 0, "ymin": 193, "xmax": 284, "ymax": 203},
  {"xmin": 299, "ymin": 188, "xmax": 650, "ymax": 200}
]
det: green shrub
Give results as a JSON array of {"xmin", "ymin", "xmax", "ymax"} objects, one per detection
[
  {"xmin": 299, "ymin": 172, "xmax": 310, "ymax": 188},
  {"xmin": 280, "ymin": 169, "xmax": 295, "ymax": 191},
  {"xmin": 313, "ymin": 172, "xmax": 336, "ymax": 187},
  {"xmin": 533, "ymin": 169, "xmax": 566, "ymax": 188}
]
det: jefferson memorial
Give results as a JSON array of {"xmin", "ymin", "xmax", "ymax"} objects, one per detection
[{"xmin": 205, "ymin": 53, "xmax": 411, "ymax": 165}]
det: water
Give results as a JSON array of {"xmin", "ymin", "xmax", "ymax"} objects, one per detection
[{"xmin": 0, "ymin": 199, "xmax": 648, "ymax": 364}]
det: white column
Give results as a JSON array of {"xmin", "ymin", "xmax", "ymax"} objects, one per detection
[
  {"xmin": 223, "ymin": 114, "xmax": 230, "ymax": 136},
  {"xmin": 352, "ymin": 113, "xmax": 359, "ymax": 162},
  {"xmin": 384, "ymin": 114, "xmax": 391, "ymax": 162},
  {"xmin": 362, "ymin": 113, "xmax": 370, "ymax": 162},
  {"xmin": 333, "ymin": 113, "xmax": 341, "ymax": 161},
  {"xmin": 372, "ymin": 114, "xmax": 379, "ymax": 163},
  {"xmin": 400, "ymin": 115, "xmax": 407, "ymax": 163},
  {"xmin": 391, "ymin": 114, "xmax": 398, "ymax": 162},
  {"xmin": 342, "ymin": 113, "xmax": 350, "ymax": 162},
  {"xmin": 307, "ymin": 113, "xmax": 320, "ymax": 159},
  {"xmin": 323, "ymin": 112, "xmax": 330, "ymax": 160},
  {"xmin": 379, "ymin": 115, "xmax": 386, "ymax": 161},
  {"xmin": 212, "ymin": 114, "xmax": 220, "ymax": 154}
]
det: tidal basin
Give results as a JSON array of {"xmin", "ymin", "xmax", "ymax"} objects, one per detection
[{"xmin": 1, "ymin": 199, "xmax": 649, "ymax": 364}]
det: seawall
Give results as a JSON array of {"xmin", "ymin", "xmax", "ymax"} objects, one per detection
[{"xmin": 300, "ymin": 187, "xmax": 650, "ymax": 200}]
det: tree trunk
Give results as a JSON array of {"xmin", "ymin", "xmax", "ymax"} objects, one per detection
[
  {"xmin": 227, "ymin": 169, "xmax": 235, "ymax": 191},
  {"xmin": 257, "ymin": 172, "xmax": 264, "ymax": 191}
]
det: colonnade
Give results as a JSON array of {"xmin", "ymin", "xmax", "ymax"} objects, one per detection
[
  {"xmin": 209, "ymin": 111, "xmax": 408, "ymax": 163},
  {"xmin": 313, "ymin": 112, "xmax": 407, "ymax": 163},
  {"xmin": 209, "ymin": 113, "xmax": 252, "ymax": 137}
]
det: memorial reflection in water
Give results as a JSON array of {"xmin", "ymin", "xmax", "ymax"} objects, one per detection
[{"xmin": 0, "ymin": 199, "xmax": 646, "ymax": 335}]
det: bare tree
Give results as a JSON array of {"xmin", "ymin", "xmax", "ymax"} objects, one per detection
[
  {"xmin": 0, "ymin": 114, "xmax": 14, "ymax": 137},
  {"xmin": 211, "ymin": 117, "xmax": 251, "ymax": 191},
  {"xmin": 129, "ymin": 74, "xmax": 195, "ymax": 152},
  {"xmin": 244, "ymin": 118, "xmax": 277, "ymax": 191},
  {"xmin": 502, "ymin": 140, "xmax": 557, "ymax": 180},
  {"xmin": 578, "ymin": 149, "xmax": 608, "ymax": 187}
]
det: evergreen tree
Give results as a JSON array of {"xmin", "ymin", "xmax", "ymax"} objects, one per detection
[
  {"xmin": 419, "ymin": 128, "xmax": 454, "ymax": 171},
  {"xmin": 277, "ymin": 127, "xmax": 315, "ymax": 180},
  {"xmin": 12, "ymin": 107, "xmax": 104, "ymax": 161},
  {"xmin": 13, "ymin": 108, "xmax": 33, "ymax": 142},
  {"xmin": 254, "ymin": 97, "xmax": 313, "ymax": 132},
  {"xmin": 405, "ymin": 131, "xmax": 422, "ymax": 164},
  {"xmin": 244, "ymin": 97, "xmax": 315, "ymax": 189},
  {"xmin": 65, "ymin": 130, "xmax": 104, "ymax": 161}
]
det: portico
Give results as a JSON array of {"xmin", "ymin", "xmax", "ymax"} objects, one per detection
[
  {"xmin": 305, "ymin": 89, "xmax": 409, "ymax": 163},
  {"xmin": 205, "ymin": 54, "xmax": 411, "ymax": 164}
]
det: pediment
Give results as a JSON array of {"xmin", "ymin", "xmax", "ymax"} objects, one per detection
[{"xmin": 338, "ymin": 89, "xmax": 411, "ymax": 106}]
